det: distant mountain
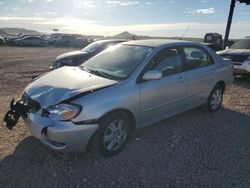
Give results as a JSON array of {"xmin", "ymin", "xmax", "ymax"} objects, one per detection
[
  {"xmin": 0, "ymin": 28, "xmax": 42, "ymax": 35},
  {"xmin": 110, "ymin": 31, "xmax": 203, "ymax": 42},
  {"xmin": 112, "ymin": 31, "xmax": 136, "ymax": 39}
]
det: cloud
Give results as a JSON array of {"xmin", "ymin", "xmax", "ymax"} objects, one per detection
[
  {"xmin": 197, "ymin": 7, "xmax": 215, "ymax": 14},
  {"xmin": 0, "ymin": 2, "xmax": 3, "ymax": 4},
  {"xmin": 0, "ymin": 16, "xmax": 249, "ymax": 38},
  {"xmin": 46, "ymin": 0, "xmax": 53, "ymax": 2},
  {"xmin": 75, "ymin": 0, "xmax": 96, "ymax": 9},
  {"xmin": 185, "ymin": 7, "xmax": 215, "ymax": 14},
  {"xmin": 106, "ymin": 1, "xmax": 139, "ymax": 6},
  {"xmin": 5, "ymin": 7, "xmax": 20, "ymax": 11}
]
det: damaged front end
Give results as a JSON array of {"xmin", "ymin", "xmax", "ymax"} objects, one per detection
[{"xmin": 3, "ymin": 95, "xmax": 41, "ymax": 130}]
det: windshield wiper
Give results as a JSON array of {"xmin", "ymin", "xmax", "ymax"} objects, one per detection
[
  {"xmin": 81, "ymin": 66, "xmax": 113, "ymax": 79},
  {"xmin": 81, "ymin": 66, "xmax": 91, "ymax": 73},
  {"xmin": 91, "ymin": 69, "xmax": 114, "ymax": 79}
]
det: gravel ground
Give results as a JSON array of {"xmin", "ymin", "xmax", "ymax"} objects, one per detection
[{"xmin": 0, "ymin": 46, "xmax": 250, "ymax": 188}]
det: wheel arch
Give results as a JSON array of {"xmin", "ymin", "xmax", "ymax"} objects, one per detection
[
  {"xmin": 86, "ymin": 108, "xmax": 136, "ymax": 153},
  {"xmin": 98, "ymin": 108, "xmax": 136, "ymax": 131},
  {"xmin": 215, "ymin": 80, "xmax": 226, "ymax": 92}
]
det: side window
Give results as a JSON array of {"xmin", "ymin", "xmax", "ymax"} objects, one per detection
[
  {"xmin": 183, "ymin": 47, "xmax": 213, "ymax": 71},
  {"xmin": 26, "ymin": 37, "xmax": 33, "ymax": 41},
  {"xmin": 149, "ymin": 48, "xmax": 182, "ymax": 77}
]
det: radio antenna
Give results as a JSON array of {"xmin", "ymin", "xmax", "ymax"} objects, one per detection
[{"xmin": 180, "ymin": 25, "xmax": 190, "ymax": 40}]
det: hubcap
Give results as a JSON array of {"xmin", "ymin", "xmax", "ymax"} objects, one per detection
[
  {"xmin": 210, "ymin": 89, "xmax": 222, "ymax": 110},
  {"xmin": 103, "ymin": 119, "xmax": 128, "ymax": 152}
]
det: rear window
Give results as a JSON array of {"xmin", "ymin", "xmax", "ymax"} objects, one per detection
[{"xmin": 183, "ymin": 47, "xmax": 214, "ymax": 70}]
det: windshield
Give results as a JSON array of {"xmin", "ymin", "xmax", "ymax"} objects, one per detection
[
  {"xmin": 230, "ymin": 38, "xmax": 250, "ymax": 49},
  {"xmin": 81, "ymin": 44, "xmax": 154, "ymax": 80},
  {"xmin": 82, "ymin": 41, "xmax": 102, "ymax": 53}
]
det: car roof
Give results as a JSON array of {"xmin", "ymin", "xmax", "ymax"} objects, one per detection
[{"xmin": 122, "ymin": 39, "xmax": 196, "ymax": 48}]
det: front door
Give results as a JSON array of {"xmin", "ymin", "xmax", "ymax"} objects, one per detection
[{"xmin": 140, "ymin": 47, "xmax": 186, "ymax": 126}]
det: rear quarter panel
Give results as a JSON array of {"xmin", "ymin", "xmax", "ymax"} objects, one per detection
[{"xmin": 210, "ymin": 48, "xmax": 234, "ymax": 91}]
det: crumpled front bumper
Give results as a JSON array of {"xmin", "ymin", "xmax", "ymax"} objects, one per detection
[{"xmin": 25, "ymin": 111, "xmax": 99, "ymax": 152}]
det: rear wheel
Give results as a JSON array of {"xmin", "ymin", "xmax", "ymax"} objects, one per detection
[
  {"xmin": 207, "ymin": 85, "xmax": 224, "ymax": 112},
  {"xmin": 97, "ymin": 112, "xmax": 130, "ymax": 156}
]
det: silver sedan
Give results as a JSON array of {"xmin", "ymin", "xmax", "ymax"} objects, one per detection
[{"xmin": 4, "ymin": 39, "xmax": 233, "ymax": 156}]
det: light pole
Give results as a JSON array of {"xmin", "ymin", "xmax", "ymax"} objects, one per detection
[{"xmin": 223, "ymin": 0, "xmax": 250, "ymax": 49}]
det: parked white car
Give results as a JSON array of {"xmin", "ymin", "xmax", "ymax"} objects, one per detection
[{"xmin": 217, "ymin": 38, "xmax": 250, "ymax": 75}]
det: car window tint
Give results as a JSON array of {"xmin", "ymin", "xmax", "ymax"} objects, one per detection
[
  {"xmin": 150, "ymin": 48, "xmax": 182, "ymax": 77},
  {"xmin": 183, "ymin": 47, "xmax": 213, "ymax": 70}
]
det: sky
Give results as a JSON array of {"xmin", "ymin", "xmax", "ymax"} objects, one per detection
[{"xmin": 0, "ymin": 0, "xmax": 249, "ymax": 38}]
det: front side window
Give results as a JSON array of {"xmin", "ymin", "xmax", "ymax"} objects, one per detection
[
  {"xmin": 149, "ymin": 48, "xmax": 182, "ymax": 77},
  {"xmin": 183, "ymin": 47, "xmax": 213, "ymax": 70}
]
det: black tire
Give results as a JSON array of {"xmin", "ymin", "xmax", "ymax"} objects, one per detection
[
  {"xmin": 207, "ymin": 84, "xmax": 224, "ymax": 112},
  {"xmin": 96, "ymin": 112, "xmax": 131, "ymax": 156}
]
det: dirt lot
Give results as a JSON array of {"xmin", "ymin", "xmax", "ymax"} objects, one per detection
[{"xmin": 0, "ymin": 46, "xmax": 250, "ymax": 188}]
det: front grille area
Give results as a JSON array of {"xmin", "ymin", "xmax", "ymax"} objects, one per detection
[
  {"xmin": 221, "ymin": 54, "xmax": 249, "ymax": 63},
  {"xmin": 21, "ymin": 93, "xmax": 41, "ymax": 113}
]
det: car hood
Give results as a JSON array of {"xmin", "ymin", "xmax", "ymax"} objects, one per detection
[
  {"xmin": 56, "ymin": 51, "xmax": 89, "ymax": 60},
  {"xmin": 217, "ymin": 49, "xmax": 250, "ymax": 55},
  {"xmin": 24, "ymin": 66, "xmax": 118, "ymax": 108}
]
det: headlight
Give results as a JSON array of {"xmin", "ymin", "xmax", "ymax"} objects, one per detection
[{"xmin": 47, "ymin": 104, "xmax": 81, "ymax": 121}]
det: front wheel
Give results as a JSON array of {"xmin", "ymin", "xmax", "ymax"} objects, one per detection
[
  {"xmin": 97, "ymin": 113, "xmax": 130, "ymax": 156},
  {"xmin": 207, "ymin": 85, "xmax": 224, "ymax": 112}
]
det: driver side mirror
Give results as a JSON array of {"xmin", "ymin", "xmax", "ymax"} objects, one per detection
[{"xmin": 142, "ymin": 70, "xmax": 162, "ymax": 81}]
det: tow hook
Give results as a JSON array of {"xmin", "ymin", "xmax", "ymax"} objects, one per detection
[{"xmin": 3, "ymin": 99, "xmax": 30, "ymax": 130}]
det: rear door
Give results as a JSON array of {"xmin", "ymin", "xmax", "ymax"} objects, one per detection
[
  {"xmin": 181, "ymin": 46, "xmax": 216, "ymax": 109},
  {"xmin": 140, "ymin": 47, "xmax": 187, "ymax": 126}
]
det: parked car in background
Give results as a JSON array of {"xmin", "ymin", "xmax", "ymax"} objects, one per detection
[
  {"xmin": 55, "ymin": 35, "xmax": 77, "ymax": 47},
  {"xmin": 217, "ymin": 38, "xmax": 250, "ymax": 75},
  {"xmin": 4, "ymin": 40, "xmax": 233, "ymax": 156},
  {"xmin": 0, "ymin": 36, "xmax": 5, "ymax": 45},
  {"xmin": 8, "ymin": 35, "xmax": 33, "ymax": 45},
  {"xmin": 48, "ymin": 33, "xmax": 63, "ymax": 45},
  {"xmin": 203, "ymin": 43, "xmax": 223, "ymax": 52},
  {"xmin": 13, "ymin": 36, "xmax": 46, "ymax": 47},
  {"xmin": 72, "ymin": 37, "xmax": 88, "ymax": 48},
  {"xmin": 51, "ymin": 39, "xmax": 127, "ymax": 69}
]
